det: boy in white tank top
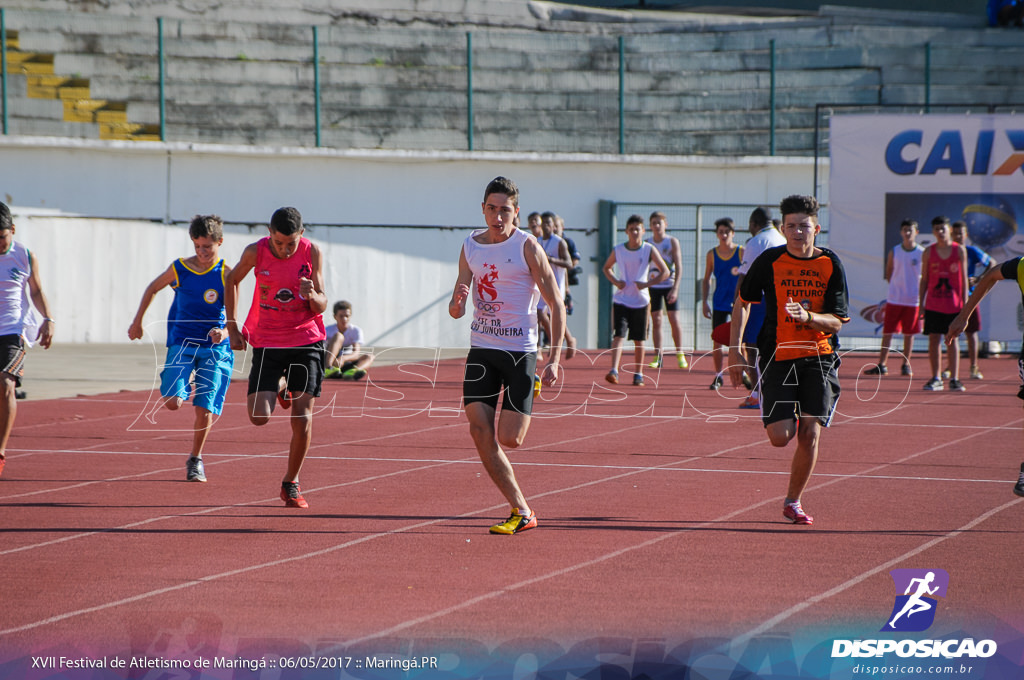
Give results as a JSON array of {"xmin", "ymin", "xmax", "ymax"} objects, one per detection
[
  {"xmin": 864, "ymin": 219, "xmax": 923, "ymax": 378},
  {"xmin": 0, "ymin": 202, "xmax": 56, "ymax": 479},
  {"xmin": 448, "ymin": 177, "xmax": 566, "ymax": 535}
]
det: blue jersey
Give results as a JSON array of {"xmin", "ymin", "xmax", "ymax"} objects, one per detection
[
  {"xmin": 712, "ymin": 246, "xmax": 742, "ymax": 312},
  {"xmin": 168, "ymin": 258, "xmax": 228, "ymax": 347},
  {"xmin": 964, "ymin": 245, "xmax": 994, "ymax": 293}
]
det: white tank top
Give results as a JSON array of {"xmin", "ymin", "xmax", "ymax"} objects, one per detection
[
  {"xmin": 0, "ymin": 242, "xmax": 34, "ymax": 337},
  {"xmin": 612, "ymin": 242, "xmax": 654, "ymax": 308},
  {"xmin": 463, "ymin": 228, "xmax": 540, "ymax": 352},
  {"xmin": 538, "ymin": 234, "xmax": 567, "ymax": 296},
  {"xmin": 647, "ymin": 236, "xmax": 675, "ymax": 289},
  {"xmin": 888, "ymin": 243, "xmax": 925, "ymax": 307}
]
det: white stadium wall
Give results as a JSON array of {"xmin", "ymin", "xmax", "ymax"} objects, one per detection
[{"xmin": 0, "ymin": 136, "xmax": 819, "ymax": 347}]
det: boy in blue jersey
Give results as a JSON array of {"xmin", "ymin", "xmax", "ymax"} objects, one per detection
[{"xmin": 128, "ymin": 215, "xmax": 234, "ymax": 482}]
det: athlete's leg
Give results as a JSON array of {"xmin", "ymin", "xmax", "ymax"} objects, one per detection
[
  {"xmin": 649, "ymin": 309, "xmax": 663, "ymax": 360},
  {"xmin": 191, "ymin": 406, "xmax": 213, "ymax": 458},
  {"xmin": 786, "ymin": 417, "xmax": 821, "ymax": 501},
  {"xmin": 466, "ymin": 401, "xmax": 531, "ymax": 514},
  {"xmin": 247, "ymin": 391, "xmax": 277, "ymax": 426},
  {"xmin": 877, "ymin": 332, "xmax": 893, "ymax": 368},
  {"xmin": 668, "ymin": 308, "xmax": 684, "ymax": 359},
  {"xmin": 284, "ymin": 392, "xmax": 315, "ymax": 483},
  {"xmin": 0, "ymin": 373, "xmax": 17, "ymax": 462}
]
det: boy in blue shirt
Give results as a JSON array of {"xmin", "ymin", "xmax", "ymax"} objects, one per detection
[{"xmin": 128, "ymin": 215, "xmax": 234, "ymax": 482}]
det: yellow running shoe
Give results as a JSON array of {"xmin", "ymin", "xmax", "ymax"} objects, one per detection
[
  {"xmin": 489, "ymin": 508, "xmax": 537, "ymax": 535},
  {"xmin": 677, "ymin": 353, "xmax": 689, "ymax": 369}
]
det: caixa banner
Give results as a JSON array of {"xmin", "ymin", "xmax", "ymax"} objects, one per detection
[{"xmin": 828, "ymin": 114, "xmax": 1024, "ymax": 343}]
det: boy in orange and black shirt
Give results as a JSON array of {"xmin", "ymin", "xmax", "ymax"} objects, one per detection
[{"xmin": 729, "ymin": 194, "xmax": 850, "ymax": 526}]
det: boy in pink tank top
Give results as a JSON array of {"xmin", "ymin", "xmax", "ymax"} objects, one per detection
[
  {"xmin": 225, "ymin": 207, "xmax": 328, "ymax": 508},
  {"xmin": 918, "ymin": 216, "xmax": 968, "ymax": 392}
]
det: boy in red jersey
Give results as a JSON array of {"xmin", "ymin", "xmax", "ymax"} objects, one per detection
[{"xmin": 225, "ymin": 207, "xmax": 328, "ymax": 508}]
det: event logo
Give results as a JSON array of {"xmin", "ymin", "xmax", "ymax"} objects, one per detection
[
  {"xmin": 881, "ymin": 568, "xmax": 948, "ymax": 632},
  {"xmin": 885, "ymin": 129, "xmax": 1024, "ymax": 175}
]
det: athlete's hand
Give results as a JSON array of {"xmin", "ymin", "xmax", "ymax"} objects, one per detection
[
  {"xmin": 612, "ymin": 279, "xmax": 626, "ymax": 290},
  {"xmin": 727, "ymin": 347, "xmax": 746, "ymax": 388},
  {"xmin": 702, "ymin": 301, "xmax": 712, "ymax": 319},
  {"xmin": 208, "ymin": 327, "xmax": 228, "ymax": 344},
  {"xmin": 449, "ymin": 283, "xmax": 470, "ymax": 318},
  {"xmin": 228, "ymin": 328, "xmax": 247, "ymax": 351},
  {"xmin": 127, "ymin": 321, "xmax": 143, "ymax": 341},
  {"xmin": 298, "ymin": 277, "xmax": 315, "ymax": 300},
  {"xmin": 37, "ymin": 319, "xmax": 54, "ymax": 349},
  {"xmin": 667, "ymin": 289, "xmax": 678, "ymax": 305},
  {"xmin": 784, "ymin": 296, "xmax": 807, "ymax": 322},
  {"xmin": 541, "ymin": 361, "xmax": 560, "ymax": 387}
]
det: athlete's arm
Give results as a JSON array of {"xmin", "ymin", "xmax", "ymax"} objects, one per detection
[
  {"xmin": 128, "ymin": 263, "xmax": 177, "ymax": 341},
  {"xmin": 917, "ymin": 247, "xmax": 931, "ymax": 317},
  {"xmin": 602, "ymin": 250, "xmax": 624, "ymax": 290},
  {"xmin": 448, "ymin": 247, "xmax": 472, "ymax": 319},
  {"xmin": 701, "ymin": 249, "xmax": 714, "ymax": 319},
  {"xmin": 525, "ymin": 237, "xmax": 565, "ymax": 385},
  {"xmin": 26, "ymin": 250, "xmax": 55, "ymax": 349},
  {"xmin": 302, "ymin": 242, "xmax": 328, "ymax": 315},
  {"xmin": 945, "ymin": 264, "xmax": 1007, "ymax": 345},
  {"xmin": 884, "ymin": 249, "xmax": 894, "ymax": 282},
  {"xmin": 224, "ymin": 243, "xmax": 259, "ymax": 350},
  {"xmin": 548, "ymin": 238, "xmax": 572, "ymax": 270},
  {"xmin": 667, "ymin": 236, "xmax": 682, "ymax": 304},
  {"xmin": 958, "ymin": 246, "xmax": 969, "ymax": 304},
  {"xmin": 207, "ymin": 261, "xmax": 233, "ymax": 344},
  {"xmin": 643, "ymin": 247, "xmax": 670, "ymax": 290}
]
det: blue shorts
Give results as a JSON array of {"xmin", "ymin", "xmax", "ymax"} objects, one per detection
[
  {"xmin": 744, "ymin": 301, "xmax": 766, "ymax": 345},
  {"xmin": 160, "ymin": 342, "xmax": 234, "ymax": 415}
]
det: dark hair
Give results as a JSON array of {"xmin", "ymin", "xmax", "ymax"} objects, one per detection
[
  {"xmin": 540, "ymin": 211, "xmax": 557, "ymax": 222},
  {"xmin": 0, "ymin": 202, "xmax": 11, "ymax": 231},
  {"xmin": 527, "ymin": 212, "xmax": 541, "ymax": 222},
  {"xmin": 626, "ymin": 214, "xmax": 644, "ymax": 228},
  {"xmin": 931, "ymin": 215, "xmax": 950, "ymax": 227},
  {"xmin": 749, "ymin": 207, "xmax": 771, "ymax": 228},
  {"xmin": 189, "ymin": 214, "xmax": 224, "ymax": 241},
  {"xmin": 649, "ymin": 210, "xmax": 667, "ymax": 222},
  {"xmin": 484, "ymin": 176, "xmax": 519, "ymax": 207},
  {"xmin": 901, "ymin": 219, "xmax": 919, "ymax": 230},
  {"xmin": 951, "ymin": 220, "xmax": 967, "ymax": 230},
  {"xmin": 714, "ymin": 217, "xmax": 734, "ymax": 231},
  {"xmin": 333, "ymin": 300, "xmax": 352, "ymax": 315},
  {"xmin": 779, "ymin": 195, "xmax": 819, "ymax": 219},
  {"xmin": 270, "ymin": 207, "xmax": 303, "ymax": 235}
]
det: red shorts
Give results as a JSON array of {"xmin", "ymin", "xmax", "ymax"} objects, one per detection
[{"xmin": 882, "ymin": 303, "xmax": 922, "ymax": 335}]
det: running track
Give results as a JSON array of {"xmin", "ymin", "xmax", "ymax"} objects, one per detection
[{"xmin": 1, "ymin": 350, "xmax": 1022, "ymax": 679}]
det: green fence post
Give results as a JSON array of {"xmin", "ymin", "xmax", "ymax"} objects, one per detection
[
  {"xmin": 618, "ymin": 36, "xmax": 625, "ymax": 155},
  {"xmin": 769, "ymin": 39, "xmax": 776, "ymax": 156},
  {"xmin": 924, "ymin": 42, "xmax": 931, "ymax": 112},
  {"xmin": 597, "ymin": 200, "xmax": 617, "ymax": 348},
  {"xmin": 2, "ymin": 9, "xmax": 8, "ymax": 135},
  {"xmin": 466, "ymin": 31, "xmax": 473, "ymax": 151},
  {"xmin": 313, "ymin": 25, "xmax": 321, "ymax": 147},
  {"xmin": 158, "ymin": 17, "xmax": 166, "ymax": 141}
]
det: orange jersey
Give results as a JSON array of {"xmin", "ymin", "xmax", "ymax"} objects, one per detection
[{"xmin": 740, "ymin": 245, "xmax": 850, "ymax": 361}]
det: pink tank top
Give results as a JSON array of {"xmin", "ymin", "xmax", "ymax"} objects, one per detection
[
  {"xmin": 924, "ymin": 243, "xmax": 964, "ymax": 314},
  {"xmin": 242, "ymin": 237, "xmax": 326, "ymax": 348}
]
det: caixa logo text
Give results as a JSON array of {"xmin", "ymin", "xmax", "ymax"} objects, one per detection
[
  {"xmin": 831, "ymin": 639, "xmax": 997, "ymax": 659},
  {"xmin": 885, "ymin": 129, "xmax": 1024, "ymax": 175}
]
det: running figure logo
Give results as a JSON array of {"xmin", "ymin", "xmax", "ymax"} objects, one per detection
[
  {"xmin": 881, "ymin": 568, "xmax": 949, "ymax": 632},
  {"xmin": 477, "ymin": 264, "xmax": 499, "ymax": 301}
]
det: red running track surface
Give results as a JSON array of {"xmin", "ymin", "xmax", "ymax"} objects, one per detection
[{"xmin": 1, "ymin": 350, "xmax": 1022, "ymax": 676}]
